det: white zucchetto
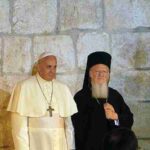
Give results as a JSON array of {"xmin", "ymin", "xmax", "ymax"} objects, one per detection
[{"xmin": 38, "ymin": 52, "xmax": 56, "ymax": 61}]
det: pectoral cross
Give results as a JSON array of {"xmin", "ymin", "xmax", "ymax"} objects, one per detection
[{"xmin": 47, "ymin": 105, "xmax": 54, "ymax": 117}]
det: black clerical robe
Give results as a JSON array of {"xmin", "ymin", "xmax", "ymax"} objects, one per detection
[{"xmin": 72, "ymin": 87, "xmax": 133, "ymax": 150}]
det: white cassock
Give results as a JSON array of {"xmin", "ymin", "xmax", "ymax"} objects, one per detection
[{"xmin": 7, "ymin": 73, "xmax": 78, "ymax": 150}]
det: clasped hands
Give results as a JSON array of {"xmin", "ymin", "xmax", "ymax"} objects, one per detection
[{"xmin": 104, "ymin": 103, "xmax": 118, "ymax": 120}]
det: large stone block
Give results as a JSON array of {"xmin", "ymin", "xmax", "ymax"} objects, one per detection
[
  {"xmin": 0, "ymin": 0, "xmax": 11, "ymax": 33},
  {"xmin": 132, "ymin": 0, "xmax": 150, "ymax": 27},
  {"xmin": 130, "ymin": 102, "xmax": 150, "ymax": 138},
  {"xmin": 105, "ymin": 0, "xmax": 150, "ymax": 31},
  {"xmin": 0, "ymin": 76, "xmax": 10, "ymax": 93},
  {"xmin": 3, "ymin": 37, "xmax": 32, "ymax": 74},
  {"xmin": 138, "ymin": 139, "xmax": 150, "ymax": 150},
  {"xmin": 0, "ymin": 89, "xmax": 14, "ymax": 149},
  {"xmin": 111, "ymin": 33, "xmax": 150, "ymax": 70},
  {"xmin": 13, "ymin": 0, "xmax": 57, "ymax": 34},
  {"xmin": 77, "ymin": 32, "xmax": 110, "ymax": 70},
  {"xmin": 72, "ymin": 73, "xmax": 84, "ymax": 94},
  {"xmin": 60, "ymin": 0, "xmax": 103, "ymax": 30},
  {"xmin": 33, "ymin": 35, "xmax": 75, "ymax": 73},
  {"xmin": 0, "ymin": 75, "xmax": 29, "ymax": 93},
  {"xmin": 110, "ymin": 71, "xmax": 150, "ymax": 101},
  {"xmin": 0, "ymin": 38, "xmax": 2, "ymax": 74},
  {"xmin": 57, "ymin": 73, "xmax": 79, "ymax": 95}
]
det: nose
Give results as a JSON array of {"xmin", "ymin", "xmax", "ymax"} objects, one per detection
[{"xmin": 50, "ymin": 67, "xmax": 56, "ymax": 73}]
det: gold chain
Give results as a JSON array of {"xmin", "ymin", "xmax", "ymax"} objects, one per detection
[{"xmin": 36, "ymin": 75, "xmax": 53, "ymax": 106}]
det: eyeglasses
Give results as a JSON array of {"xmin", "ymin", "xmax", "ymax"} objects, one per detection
[{"xmin": 95, "ymin": 71, "xmax": 109, "ymax": 77}]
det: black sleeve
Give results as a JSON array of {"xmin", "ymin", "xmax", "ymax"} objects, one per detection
[
  {"xmin": 71, "ymin": 92, "xmax": 89, "ymax": 150},
  {"xmin": 114, "ymin": 90, "xmax": 134, "ymax": 129}
]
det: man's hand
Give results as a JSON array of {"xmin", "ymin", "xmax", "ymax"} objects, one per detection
[{"xmin": 104, "ymin": 103, "xmax": 118, "ymax": 120}]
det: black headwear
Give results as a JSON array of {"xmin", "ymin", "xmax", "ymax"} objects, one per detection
[{"xmin": 83, "ymin": 51, "xmax": 111, "ymax": 89}]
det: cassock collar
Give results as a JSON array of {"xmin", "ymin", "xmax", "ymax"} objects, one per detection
[{"xmin": 36, "ymin": 73, "xmax": 55, "ymax": 85}]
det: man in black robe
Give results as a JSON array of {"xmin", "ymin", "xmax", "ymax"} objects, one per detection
[{"xmin": 72, "ymin": 51, "xmax": 133, "ymax": 150}]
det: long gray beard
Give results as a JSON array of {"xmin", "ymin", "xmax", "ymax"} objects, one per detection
[{"xmin": 91, "ymin": 82, "xmax": 108, "ymax": 99}]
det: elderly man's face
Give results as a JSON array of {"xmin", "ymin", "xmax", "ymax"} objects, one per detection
[
  {"xmin": 89, "ymin": 64, "xmax": 110, "ymax": 84},
  {"xmin": 37, "ymin": 56, "xmax": 57, "ymax": 81}
]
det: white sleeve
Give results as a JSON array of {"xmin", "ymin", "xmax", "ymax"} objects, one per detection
[
  {"xmin": 114, "ymin": 119, "xmax": 120, "ymax": 126},
  {"xmin": 11, "ymin": 113, "xmax": 30, "ymax": 150},
  {"xmin": 64, "ymin": 117, "xmax": 75, "ymax": 150}
]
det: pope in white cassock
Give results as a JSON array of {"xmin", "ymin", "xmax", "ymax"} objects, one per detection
[{"xmin": 7, "ymin": 52, "xmax": 78, "ymax": 150}]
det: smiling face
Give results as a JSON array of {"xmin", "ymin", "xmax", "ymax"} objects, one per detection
[
  {"xmin": 37, "ymin": 55, "xmax": 57, "ymax": 81},
  {"xmin": 89, "ymin": 64, "xmax": 110, "ymax": 84}
]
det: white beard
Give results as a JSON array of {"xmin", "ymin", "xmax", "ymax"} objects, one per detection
[{"xmin": 91, "ymin": 82, "xmax": 108, "ymax": 99}]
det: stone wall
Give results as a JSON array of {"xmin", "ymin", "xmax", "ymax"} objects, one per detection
[{"xmin": 0, "ymin": 0, "xmax": 150, "ymax": 149}]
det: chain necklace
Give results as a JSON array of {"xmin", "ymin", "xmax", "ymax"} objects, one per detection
[
  {"xmin": 95, "ymin": 97, "xmax": 108, "ymax": 105},
  {"xmin": 36, "ymin": 75, "xmax": 54, "ymax": 117}
]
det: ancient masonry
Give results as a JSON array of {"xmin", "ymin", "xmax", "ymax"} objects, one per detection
[{"xmin": 0, "ymin": 0, "xmax": 150, "ymax": 149}]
